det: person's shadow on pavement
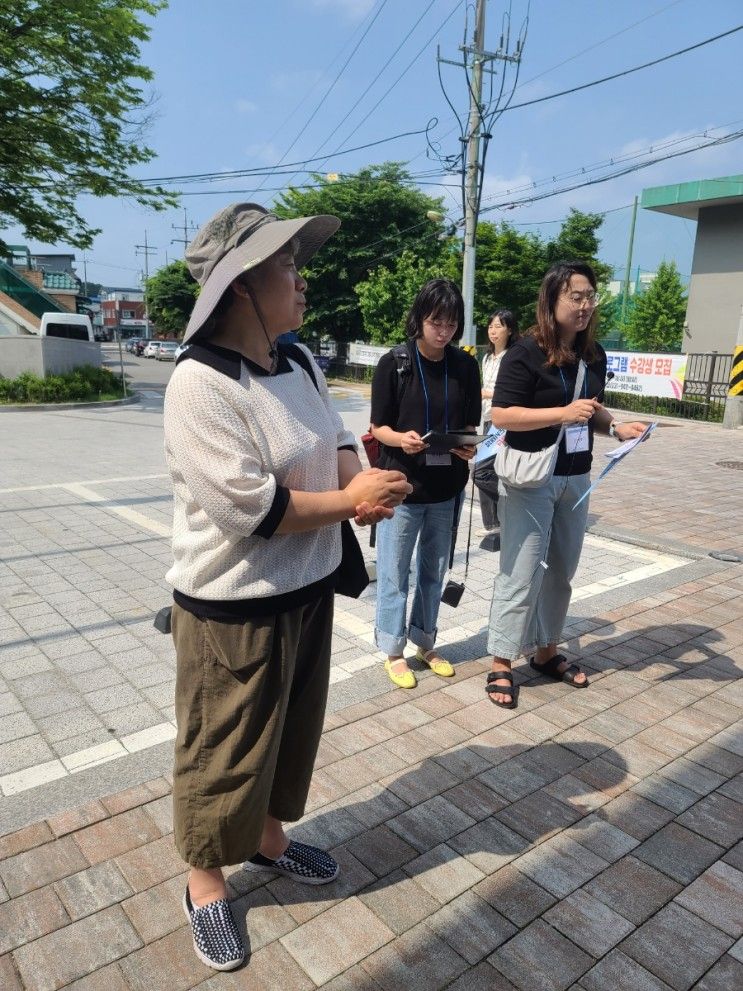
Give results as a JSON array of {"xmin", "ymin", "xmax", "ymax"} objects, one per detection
[{"xmin": 224, "ymin": 740, "xmax": 632, "ymax": 983}]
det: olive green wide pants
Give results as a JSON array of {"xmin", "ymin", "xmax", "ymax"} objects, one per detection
[{"xmin": 171, "ymin": 592, "xmax": 334, "ymax": 869}]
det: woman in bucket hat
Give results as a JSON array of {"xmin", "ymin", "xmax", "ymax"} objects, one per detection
[{"xmin": 164, "ymin": 203, "xmax": 411, "ymax": 970}]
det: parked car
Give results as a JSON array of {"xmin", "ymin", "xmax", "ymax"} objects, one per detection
[
  {"xmin": 175, "ymin": 343, "xmax": 189, "ymax": 361},
  {"xmin": 144, "ymin": 341, "xmax": 161, "ymax": 358},
  {"xmin": 156, "ymin": 341, "xmax": 179, "ymax": 361},
  {"xmin": 126, "ymin": 338, "xmax": 142, "ymax": 353}
]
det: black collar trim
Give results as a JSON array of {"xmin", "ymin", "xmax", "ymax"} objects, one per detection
[{"xmin": 177, "ymin": 341, "xmax": 294, "ymax": 380}]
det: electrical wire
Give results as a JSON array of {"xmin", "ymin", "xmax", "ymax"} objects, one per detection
[
  {"xmin": 247, "ymin": 0, "xmax": 392, "ymax": 198},
  {"xmin": 328, "ymin": 0, "xmax": 464, "ymax": 158},
  {"xmin": 290, "ymin": 0, "xmax": 441, "ymax": 184},
  {"xmin": 499, "ymin": 24, "xmax": 743, "ymax": 114},
  {"xmin": 478, "ymin": 126, "xmax": 743, "ymax": 215}
]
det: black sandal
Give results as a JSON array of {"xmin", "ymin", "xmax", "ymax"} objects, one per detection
[
  {"xmin": 529, "ymin": 653, "xmax": 588, "ymax": 688},
  {"xmin": 486, "ymin": 669, "xmax": 517, "ymax": 709}
]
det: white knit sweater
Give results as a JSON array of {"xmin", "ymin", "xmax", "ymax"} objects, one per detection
[{"xmin": 163, "ymin": 345, "xmax": 357, "ymax": 601}]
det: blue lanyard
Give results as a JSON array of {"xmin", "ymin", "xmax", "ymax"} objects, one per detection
[
  {"xmin": 559, "ymin": 365, "xmax": 587, "ymax": 404},
  {"xmin": 414, "ymin": 343, "xmax": 448, "ymax": 433}
]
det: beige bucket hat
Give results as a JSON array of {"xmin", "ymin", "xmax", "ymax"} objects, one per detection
[{"xmin": 182, "ymin": 202, "xmax": 340, "ymax": 344}]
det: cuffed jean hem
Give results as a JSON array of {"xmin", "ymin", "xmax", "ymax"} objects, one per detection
[
  {"xmin": 408, "ymin": 624, "xmax": 436, "ymax": 652},
  {"xmin": 375, "ymin": 627, "xmax": 407, "ymax": 657}
]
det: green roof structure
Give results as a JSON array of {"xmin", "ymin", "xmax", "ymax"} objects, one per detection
[
  {"xmin": 42, "ymin": 271, "xmax": 79, "ymax": 291},
  {"xmin": 641, "ymin": 175, "xmax": 743, "ymax": 221}
]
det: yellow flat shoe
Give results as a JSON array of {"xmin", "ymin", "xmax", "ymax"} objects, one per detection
[
  {"xmin": 416, "ymin": 648, "xmax": 455, "ymax": 678},
  {"xmin": 384, "ymin": 658, "xmax": 417, "ymax": 689}
]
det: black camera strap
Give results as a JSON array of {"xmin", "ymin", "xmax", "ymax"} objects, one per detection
[{"xmin": 447, "ymin": 476, "xmax": 476, "ymax": 579}]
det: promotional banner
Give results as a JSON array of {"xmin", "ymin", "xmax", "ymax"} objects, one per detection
[
  {"xmin": 348, "ymin": 342, "xmax": 388, "ymax": 366},
  {"xmin": 605, "ymin": 351, "xmax": 686, "ymax": 399}
]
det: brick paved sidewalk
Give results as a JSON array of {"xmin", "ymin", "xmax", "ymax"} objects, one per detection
[
  {"xmin": 1, "ymin": 565, "xmax": 742, "ymax": 990},
  {"xmin": 589, "ymin": 420, "xmax": 743, "ymax": 559}
]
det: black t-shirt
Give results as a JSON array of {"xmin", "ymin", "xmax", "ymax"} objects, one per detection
[
  {"xmin": 492, "ymin": 335, "xmax": 608, "ymax": 476},
  {"xmin": 370, "ymin": 342, "xmax": 482, "ymax": 503}
]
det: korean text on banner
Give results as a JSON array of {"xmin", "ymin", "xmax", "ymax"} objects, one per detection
[{"xmin": 605, "ymin": 351, "xmax": 686, "ymax": 399}]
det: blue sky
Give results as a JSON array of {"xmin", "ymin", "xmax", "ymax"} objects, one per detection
[{"xmin": 9, "ymin": 0, "xmax": 743, "ymax": 293}]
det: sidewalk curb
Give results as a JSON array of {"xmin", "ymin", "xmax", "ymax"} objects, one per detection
[
  {"xmin": 0, "ymin": 392, "xmax": 140, "ymax": 413},
  {"xmin": 587, "ymin": 522, "xmax": 711, "ymax": 561}
]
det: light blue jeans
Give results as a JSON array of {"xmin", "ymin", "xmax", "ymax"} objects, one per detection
[
  {"xmin": 375, "ymin": 497, "xmax": 460, "ymax": 656},
  {"xmin": 487, "ymin": 473, "xmax": 590, "ymax": 662}
]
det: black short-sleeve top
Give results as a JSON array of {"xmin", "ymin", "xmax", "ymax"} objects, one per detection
[
  {"xmin": 370, "ymin": 342, "xmax": 482, "ymax": 503},
  {"xmin": 492, "ymin": 335, "xmax": 608, "ymax": 476}
]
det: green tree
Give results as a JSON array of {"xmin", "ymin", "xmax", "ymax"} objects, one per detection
[
  {"xmin": 0, "ymin": 0, "xmax": 175, "ymax": 250},
  {"xmin": 545, "ymin": 208, "xmax": 612, "ymax": 286},
  {"xmin": 145, "ymin": 260, "xmax": 198, "ymax": 337},
  {"xmin": 623, "ymin": 261, "xmax": 686, "ymax": 352},
  {"xmin": 472, "ymin": 221, "xmax": 547, "ymax": 335},
  {"xmin": 273, "ymin": 163, "xmax": 448, "ymax": 343},
  {"xmin": 355, "ymin": 248, "xmax": 459, "ymax": 345}
]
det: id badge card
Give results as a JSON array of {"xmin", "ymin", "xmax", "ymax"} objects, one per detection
[
  {"xmin": 426, "ymin": 452, "xmax": 452, "ymax": 466},
  {"xmin": 565, "ymin": 425, "xmax": 589, "ymax": 454}
]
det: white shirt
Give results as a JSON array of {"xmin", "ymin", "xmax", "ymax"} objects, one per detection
[{"xmin": 481, "ymin": 350, "xmax": 506, "ymax": 424}]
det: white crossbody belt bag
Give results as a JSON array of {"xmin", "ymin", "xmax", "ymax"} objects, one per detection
[{"xmin": 496, "ymin": 359, "xmax": 587, "ymax": 489}]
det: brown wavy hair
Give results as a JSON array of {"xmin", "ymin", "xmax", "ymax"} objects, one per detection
[{"xmin": 531, "ymin": 261, "xmax": 599, "ymax": 366}]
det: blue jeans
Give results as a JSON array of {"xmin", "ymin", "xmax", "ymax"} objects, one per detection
[{"xmin": 375, "ymin": 497, "xmax": 460, "ymax": 656}]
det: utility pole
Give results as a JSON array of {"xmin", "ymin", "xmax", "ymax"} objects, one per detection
[
  {"xmin": 439, "ymin": 0, "xmax": 522, "ymax": 346},
  {"xmin": 135, "ymin": 230, "xmax": 157, "ymax": 339},
  {"xmin": 621, "ymin": 196, "xmax": 639, "ymax": 327},
  {"xmin": 171, "ymin": 208, "xmax": 198, "ymax": 254}
]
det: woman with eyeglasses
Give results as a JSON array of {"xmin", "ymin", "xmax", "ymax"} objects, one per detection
[
  {"xmin": 485, "ymin": 261, "xmax": 646, "ymax": 709},
  {"xmin": 369, "ymin": 279, "xmax": 482, "ymax": 689}
]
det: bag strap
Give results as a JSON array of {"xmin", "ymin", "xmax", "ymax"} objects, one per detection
[
  {"xmin": 555, "ymin": 359, "xmax": 587, "ymax": 445},
  {"xmin": 284, "ymin": 343, "xmax": 319, "ymax": 393},
  {"xmin": 447, "ymin": 477, "xmax": 475, "ymax": 580}
]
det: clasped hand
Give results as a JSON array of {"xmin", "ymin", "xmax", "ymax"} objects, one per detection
[{"xmin": 346, "ymin": 467, "xmax": 412, "ymax": 527}]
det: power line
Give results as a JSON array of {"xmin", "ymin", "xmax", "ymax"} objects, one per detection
[
  {"xmin": 479, "ymin": 126, "xmax": 743, "ymax": 215},
  {"xmin": 500, "ymin": 24, "xmax": 743, "ymax": 114},
  {"xmin": 329, "ymin": 0, "xmax": 465, "ymax": 159},
  {"xmin": 141, "ymin": 125, "xmax": 435, "ymax": 185},
  {"xmin": 479, "ymin": 120, "xmax": 743, "ymax": 204},
  {"xmin": 515, "ymin": 0, "xmax": 687, "ymax": 89},
  {"xmin": 290, "ymin": 0, "xmax": 441, "ymax": 183},
  {"xmin": 248, "ymin": 0, "xmax": 392, "ymax": 198}
]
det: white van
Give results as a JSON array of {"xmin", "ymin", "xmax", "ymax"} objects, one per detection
[{"xmin": 39, "ymin": 312, "xmax": 93, "ymax": 342}]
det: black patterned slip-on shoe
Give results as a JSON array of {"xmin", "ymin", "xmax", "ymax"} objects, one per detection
[
  {"xmin": 244, "ymin": 840, "xmax": 340, "ymax": 885},
  {"xmin": 182, "ymin": 886, "xmax": 245, "ymax": 971}
]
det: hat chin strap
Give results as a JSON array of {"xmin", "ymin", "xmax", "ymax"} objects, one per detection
[{"xmin": 244, "ymin": 284, "xmax": 279, "ymax": 375}]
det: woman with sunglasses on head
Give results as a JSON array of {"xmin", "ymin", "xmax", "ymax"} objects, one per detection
[
  {"xmin": 485, "ymin": 261, "xmax": 646, "ymax": 709},
  {"xmin": 478, "ymin": 309, "xmax": 519, "ymax": 533},
  {"xmin": 369, "ymin": 279, "xmax": 482, "ymax": 689},
  {"xmin": 164, "ymin": 203, "xmax": 411, "ymax": 970}
]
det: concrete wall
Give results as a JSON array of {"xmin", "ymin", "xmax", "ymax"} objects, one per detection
[
  {"xmin": 0, "ymin": 337, "xmax": 101, "ymax": 378},
  {"xmin": 685, "ymin": 203, "xmax": 743, "ymax": 353}
]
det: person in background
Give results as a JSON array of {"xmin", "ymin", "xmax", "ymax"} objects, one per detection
[
  {"xmin": 164, "ymin": 203, "xmax": 411, "ymax": 970},
  {"xmin": 369, "ymin": 279, "xmax": 481, "ymax": 689},
  {"xmin": 485, "ymin": 261, "xmax": 646, "ymax": 709},
  {"xmin": 478, "ymin": 309, "xmax": 519, "ymax": 533}
]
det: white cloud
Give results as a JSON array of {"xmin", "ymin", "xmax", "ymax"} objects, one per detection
[
  {"xmin": 245, "ymin": 141, "xmax": 283, "ymax": 165},
  {"xmin": 270, "ymin": 68, "xmax": 324, "ymax": 94},
  {"xmin": 309, "ymin": 0, "xmax": 375, "ymax": 21},
  {"xmin": 235, "ymin": 98, "xmax": 257, "ymax": 114}
]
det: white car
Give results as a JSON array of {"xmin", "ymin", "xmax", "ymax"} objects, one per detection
[
  {"xmin": 156, "ymin": 341, "xmax": 179, "ymax": 361},
  {"xmin": 175, "ymin": 343, "xmax": 190, "ymax": 361},
  {"xmin": 144, "ymin": 341, "xmax": 161, "ymax": 358}
]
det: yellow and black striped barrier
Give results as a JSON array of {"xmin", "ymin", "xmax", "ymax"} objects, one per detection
[{"xmin": 729, "ymin": 345, "xmax": 743, "ymax": 397}]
